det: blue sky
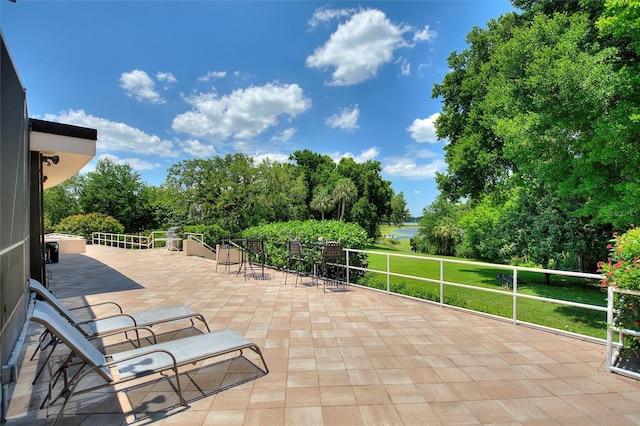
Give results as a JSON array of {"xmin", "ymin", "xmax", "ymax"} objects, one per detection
[{"xmin": 2, "ymin": 1, "xmax": 515, "ymax": 216}]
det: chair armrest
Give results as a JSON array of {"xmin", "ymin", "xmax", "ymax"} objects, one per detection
[
  {"xmin": 69, "ymin": 301, "xmax": 124, "ymax": 314},
  {"xmin": 88, "ymin": 325, "xmax": 157, "ymax": 345},
  {"xmin": 74, "ymin": 312, "xmax": 137, "ymax": 327}
]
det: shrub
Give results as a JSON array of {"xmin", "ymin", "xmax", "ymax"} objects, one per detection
[
  {"xmin": 598, "ymin": 226, "xmax": 640, "ymax": 354},
  {"xmin": 55, "ymin": 213, "xmax": 124, "ymax": 241}
]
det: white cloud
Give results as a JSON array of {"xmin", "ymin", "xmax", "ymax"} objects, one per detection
[
  {"xmin": 198, "ymin": 70, "xmax": 227, "ymax": 82},
  {"xmin": 96, "ymin": 154, "xmax": 158, "ymax": 171},
  {"xmin": 156, "ymin": 72, "xmax": 177, "ymax": 83},
  {"xmin": 308, "ymin": 6, "xmax": 356, "ymax": 28},
  {"xmin": 383, "ymin": 157, "xmax": 447, "ymax": 179},
  {"xmin": 43, "ymin": 109, "xmax": 178, "ymax": 157},
  {"xmin": 407, "ymin": 112, "xmax": 440, "ymax": 143},
  {"xmin": 119, "ymin": 69, "xmax": 165, "ymax": 104},
  {"xmin": 306, "ymin": 9, "xmax": 411, "ymax": 86},
  {"xmin": 253, "ymin": 152, "xmax": 291, "ymax": 164},
  {"xmin": 179, "ymin": 139, "xmax": 215, "ymax": 157},
  {"xmin": 326, "ymin": 105, "xmax": 360, "ymax": 131},
  {"xmin": 271, "ymin": 128, "xmax": 297, "ymax": 142},
  {"xmin": 398, "ymin": 57, "xmax": 411, "ymax": 76},
  {"xmin": 172, "ymin": 82, "xmax": 311, "ymax": 141},
  {"xmin": 418, "ymin": 62, "xmax": 432, "ymax": 74},
  {"xmin": 330, "ymin": 147, "xmax": 379, "ymax": 163},
  {"xmin": 413, "ymin": 25, "xmax": 437, "ymax": 42}
]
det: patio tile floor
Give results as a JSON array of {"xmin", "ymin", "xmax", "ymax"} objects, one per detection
[{"xmin": 4, "ymin": 245, "xmax": 640, "ymax": 425}]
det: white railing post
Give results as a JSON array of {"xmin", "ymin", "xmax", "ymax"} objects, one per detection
[
  {"xmin": 512, "ymin": 268, "xmax": 518, "ymax": 324},
  {"xmin": 346, "ymin": 250, "xmax": 350, "ymax": 284},
  {"xmin": 386, "ymin": 254, "xmax": 391, "ymax": 293},
  {"xmin": 439, "ymin": 259, "xmax": 444, "ymax": 306},
  {"xmin": 606, "ymin": 285, "xmax": 614, "ymax": 372}
]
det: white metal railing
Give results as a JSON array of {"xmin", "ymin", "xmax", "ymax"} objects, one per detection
[
  {"xmin": 92, "ymin": 231, "xmax": 205, "ymax": 250},
  {"xmin": 343, "ymin": 248, "xmax": 607, "ymax": 344},
  {"xmin": 606, "ymin": 286, "xmax": 640, "ymax": 380},
  {"xmin": 92, "ymin": 232, "xmax": 151, "ymax": 249}
]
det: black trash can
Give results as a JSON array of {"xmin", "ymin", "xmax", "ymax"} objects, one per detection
[{"xmin": 45, "ymin": 242, "xmax": 59, "ymax": 264}]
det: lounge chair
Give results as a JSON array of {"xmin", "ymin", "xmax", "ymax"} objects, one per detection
[
  {"xmin": 30, "ymin": 301, "xmax": 268, "ymax": 425},
  {"xmin": 29, "ymin": 279, "xmax": 210, "ymax": 336},
  {"xmin": 28, "ymin": 279, "xmax": 211, "ymax": 382}
]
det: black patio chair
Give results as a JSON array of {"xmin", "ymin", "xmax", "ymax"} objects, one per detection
[
  {"xmin": 244, "ymin": 238, "xmax": 266, "ymax": 279},
  {"xmin": 319, "ymin": 241, "xmax": 345, "ymax": 293},
  {"xmin": 284, "ymin": 240, "xmax": 314, "ymax": 287}
]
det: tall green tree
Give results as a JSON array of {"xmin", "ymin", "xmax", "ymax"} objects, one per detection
[
  {"xmin": 432, "ymin": 1, "xmax": 639, "ymax": 270},
  {"xmin": 166, "ymin": 154, "xmax": 257, "ymax": 236},
  {"xmin": 389, "ymin": 192, "xmax": 410, "ymax": 226},
  {"xmin": 332, "ymin": 178, "xmax": 357, "ymax": 221},
  {"xmin": 289, "ymin": 149, "xmax": 339, "ymax": 211},
  {"xmin": 79, "ymin": 158, "xmax": 152, "ymax": 232},
  {"xmin": 336, "ymin": 157, "xmax": 394, "ymax": 237},
  {"xmin": 310, "ymin": 186, "xmax": 335, "ymax": 220},
  {"xmin": 43, "ymin": 174, "xmax": 83, "ymax": 230},
  {"xmin": 254, "ymin": 159, "xmax": 308, "ymax": 223},
  {"xmin": 414, "ymin": 196, "xmax": 467, "ymax": 256}
]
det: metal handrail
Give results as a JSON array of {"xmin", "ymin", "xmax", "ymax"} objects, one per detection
[
  {"xmin": 342, "ymin": 248, "xmax": 606, "ymax": 344},
  {"xmin": 92, "ymin": 231, "xmax": 205, "ymax": 250}
]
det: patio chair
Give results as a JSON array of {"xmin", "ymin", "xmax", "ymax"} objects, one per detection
[
  {"xmin": 215, "ymin": 239, "xmax": 243, "ymax": 274},
  {"xmin": 319, "ymin": 241, "xmax": 345, "ymax": 293},
  {"xmin": 30, "ymin": 301, "xmax": 268, "ymax": 425},
  {"xmin": 284, "ymin": 240, "xmax": 314, "ymax": 287},
  {"xmin": 28, "ymin": 279, "xmax": 210, "ymax": 383},
  {"xmin": 243, "ymin": 238, "xmax": 266, "ymax": 279}
]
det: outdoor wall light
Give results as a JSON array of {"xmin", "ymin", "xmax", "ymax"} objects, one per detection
[{"xmin": 42, "ymin": 155, "xmax": 59, "ymax": 166}]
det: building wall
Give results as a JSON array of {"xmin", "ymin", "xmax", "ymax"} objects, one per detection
[{"xmin": 0, "ymin": 33, "xmax": 31, "ymax": 380}]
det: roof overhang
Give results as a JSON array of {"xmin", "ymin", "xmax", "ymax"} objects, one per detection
[{"xmin": 29, "ymin": 118, "xmax": 97, "ymax": 189}]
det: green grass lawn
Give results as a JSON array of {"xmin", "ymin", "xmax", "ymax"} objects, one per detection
[{"xmin": 361, "ymin": 236, "xmax": 607, "ymax": 339}]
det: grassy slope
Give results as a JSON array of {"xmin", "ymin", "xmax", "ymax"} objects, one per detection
[{"xmin": 369, "ymin": 225, "xmax": 606, "ymax": 339}]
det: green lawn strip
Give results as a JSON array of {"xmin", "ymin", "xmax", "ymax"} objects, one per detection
[{"xmin": 360, "ymin": 246, "xmax": 607, "ymax": 339}]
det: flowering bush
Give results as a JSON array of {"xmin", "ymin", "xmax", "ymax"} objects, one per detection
[{"xmin": 598, "ymin": 225, "xmax": 640, "ymax": 354}]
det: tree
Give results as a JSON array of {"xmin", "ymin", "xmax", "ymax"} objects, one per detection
[
  {"xmin": 289, "ymin": 149, "xmax": 339, "ymax": 212},
  {"xmin": 254, "ymin": 159, "xmax": 308, "ymax": 223},
  {"xmin": 597, "ymin": 0, "xmax": 640, "ymax": 55},
  {"xmin": 43, "ymin": 174, "xmax": 83, "ymax": 230},
  {"xmin": 79, "ymin": 158, "xmax": 151, "ymax": 232},
  {"xmin": 332, "ymin": 178, "xmax": 357, "ymax": 221},
  {"xmin": 166, "ymin": 154, "xmax": 309, "ymax": 237},
  {"xmin": 431, "ymin": 2, "xmax": 639, "ymax": 270},
  {"xmin": 336, "ymin": 157, "xmax": 394, "ymax": 237},
  {"xmin": 389, "ymin": 192, "xmax": 410, "ymax": 226},
  {"xmin": 310, "ymin": 186, "xmax": 335, "ymax": 220},
  {"xmin": 414, "ymin": 195, "xmax": 467, "ymax": 256}
]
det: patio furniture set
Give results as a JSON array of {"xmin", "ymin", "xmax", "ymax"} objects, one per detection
[{"xmin": 216, "ymin": 238, "xmax": 348, "ymax": 293}]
